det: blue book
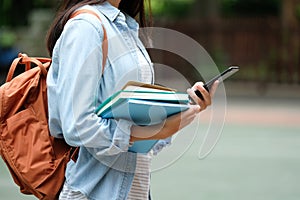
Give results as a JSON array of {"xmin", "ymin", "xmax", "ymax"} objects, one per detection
[
  {"xmin": 98, "ymin": 99, "xmax": 189, "ymax": 153},
  {"xmin": 99, "ymin": 98, "xmax": 189, "ymax": 125},
  {"xmin": 128, "ymin": 140, "xmax": 158, "ymax": 154},
  {"xmin": 96, "ymin": 90, "xmax": 189, "ymax": 117},
  {"xmin": 96, "ymin": 82, "xmax": 190, "ymax": 153}
]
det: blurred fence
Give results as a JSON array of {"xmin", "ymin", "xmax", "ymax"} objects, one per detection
[
  {"xmin": 154, "ymin": 17, "xmax": 300, "ymax": 85},
  {"xmin": 1, "ymin": 11, "xmax": 300, "ymax": 86}
]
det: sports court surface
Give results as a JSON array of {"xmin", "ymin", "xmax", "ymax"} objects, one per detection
[{"xmin": 1, "ymin": 84, "xmax": 300, "ymax": 200}]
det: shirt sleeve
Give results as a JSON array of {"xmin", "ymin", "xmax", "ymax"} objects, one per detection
[{"xmin": 55, "ymin": 16, "xmax": 132, "ymax": 156}]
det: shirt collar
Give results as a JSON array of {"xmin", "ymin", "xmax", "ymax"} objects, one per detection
[
  {"xmin": 124, "ymin": 13, "xmax": 139, "ymax": 31},
  {"xmin": 97, "ymin": 1, "xmax": 120, "ymax": 22},
  {"xmin": 96, "ymin": 1, "xmax": 139, "ymax": 31}
]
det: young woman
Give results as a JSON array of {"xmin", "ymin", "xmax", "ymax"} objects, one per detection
[{"xmin": 46, "ymin": 0, "xmax": 217, "ymax": 199}]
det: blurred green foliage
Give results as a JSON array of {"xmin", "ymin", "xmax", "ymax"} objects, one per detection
[
  {"xmin": 32, "ymin": 0, "xmax": 56, "ymax": 8},
  {"xmin": 296, "ymin": 3, "xmax": 300, "ymax": 20},
  {"xmin": 0, "ymin": 30, "xmax": 17, "ymax": 48},
  {"xmin": 0, "ymin": 0, "xmax": 55, "ymax": 27},
  {"xmin": 221, "ymin": 0, "xmax": 281, "ymax": 17},
  {"xmin": 150, "ymin": 0, "xmax": 281, "ymax": 18},
  {"xmin": 0, "ymin": 0, "xmax": 282, "ymax": 27},
  {"xmin": 150, "ymin": 0, "xmax": 195, "ymax": 18}
]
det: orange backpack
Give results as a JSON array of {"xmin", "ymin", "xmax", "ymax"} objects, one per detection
[{"xmin": 0, "ymin": 9, "xmax": 107, "ymax": 200}]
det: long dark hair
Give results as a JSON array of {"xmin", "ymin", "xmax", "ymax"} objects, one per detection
[{"xmin": 46, "ymin": 0, "xmax": 152, "ymax": 56}]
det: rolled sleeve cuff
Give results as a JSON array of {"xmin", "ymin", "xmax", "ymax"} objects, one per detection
[{"xmin": 112, "ymin": 119, "xmax": 133, "ymax": 152}]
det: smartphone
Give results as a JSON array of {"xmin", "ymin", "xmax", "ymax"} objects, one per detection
[{"xmin": 195, "ymin": 66, "xmax": 239, "ymax": 100}]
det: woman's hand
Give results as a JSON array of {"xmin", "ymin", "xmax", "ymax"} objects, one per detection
[
  {"xmin": 130, "ymin": 81, "xmax": 219, "ymax": 142},
  {"xmin": 187, "ymin": 81, "xmax": 219, "ymax": 111}
]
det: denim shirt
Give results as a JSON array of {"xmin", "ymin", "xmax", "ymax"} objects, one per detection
[{"xmin": 47, "ymin": 2, "xmax": 154, "ymax": 199}]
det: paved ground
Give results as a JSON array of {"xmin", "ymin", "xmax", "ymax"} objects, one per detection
[
  {"xmin": 151, "ymin": 83, "xmax": 300, "ymax": 200},
  {"xmin": 0, "ymin": 81, "xmax": 299, "ymax": 199}
]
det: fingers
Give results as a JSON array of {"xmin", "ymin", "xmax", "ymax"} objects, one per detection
[
  {"xmin": 166, "ymin": 105, "xmax": 200, "ymax": 129},
  {"xmin": 187, "ymin": 82, "xmax": 210, "ymax": 111},
  {"xmin": 170, "ymin": 105, "xmax": 200, "ymax": 121},
  {"xmin": 187, "ymin": 80, "xmax": 219, "ymax": 111},
  {"xmin": 185, "ymin": 104, "xmax": 201, "ymax": 115},
  {"xmin": 209, "ymin": 80, "xmax": 219, "ymax": 98},
  {"xmin": 177, "ymin": 105, "xmax": 200, "ymax": 128}
]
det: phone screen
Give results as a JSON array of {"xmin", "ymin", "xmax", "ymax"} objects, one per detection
[{"xmin": 195, "ymin": 66, "xmax": 239, "ymax": 100}]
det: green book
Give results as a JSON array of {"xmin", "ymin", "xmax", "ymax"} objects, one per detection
[
  {"xmin": 96, "ymin": 81, "xmax": 190, "ymax": 153},
  {"xmin": 96, "ymin": 90, "xmax": 189, "ymax": 116},
  {"xmin": 96, "ymin": 81, "xmax": 189, "ymax": 119}
]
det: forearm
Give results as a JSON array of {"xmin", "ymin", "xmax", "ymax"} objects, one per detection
[
  {"xmin": 130, "ymin": 120, "xmax": 179, "ymax": 142},
  {"xmin": 130, "ymin": 124, "xmax": 164, "ymax": 142},
  {"xmin": 130, "ymin": 104, "xmax": 201, "ymax": 142}
]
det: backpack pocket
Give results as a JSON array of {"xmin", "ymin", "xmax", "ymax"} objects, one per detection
[{"xmin": 5, "ymin": 107, "xmax": 55, "ymax": 189}]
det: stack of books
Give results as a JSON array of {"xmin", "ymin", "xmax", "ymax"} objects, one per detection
[{"xmin": 96, "ymin": 81, "xmax": 190, "ymax": 153}]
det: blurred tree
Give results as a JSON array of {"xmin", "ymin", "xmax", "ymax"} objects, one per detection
[
  {"xmin": 190, "ymin": 0, "xmax": 220, "ymax": 19},
  {"xmin": 1, "ymin": 0, "xmax": 33, "ymax": 26},
  {"xmin": 0, "ymin": 0, "xmax": 55, "ymax": 27},
  {"xmin": 151, "ymin": 0, "xmax": 281, "ymax": 19},
  {"xmin": 280, "ymin": 0, "xmax": 300, "ymax": 83},
  {"xmin": 1, "ymin": 0, "xmax": 284, "ymax": 27},
  {"xmin": 221, "ymin": 0, "xmax": 280, "ymax": 17},
  {"xmin": 150, "ymin": 0, "xmax": 195, "ymax": 19},
  {"xmin": 282, "ymin": 0, "xmax": 299, "ymax": 26},
  {"xmin": 32, "ymin": 0, "xmax": 57, "ymax": 8}
]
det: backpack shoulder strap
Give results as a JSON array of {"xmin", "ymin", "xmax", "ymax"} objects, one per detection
[
  {"xmin": 70, "ymin": 9, "xmax": 108, "ymax": 74},
  {"xmin": 6, "ymin": 54, "xmax": 51, "ymax": 82},
  {"xmin": 68, "ymin": 9, "xmax": 108, "ymax": 162}
]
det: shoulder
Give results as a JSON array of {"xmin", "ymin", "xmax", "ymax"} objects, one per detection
[{"xmin": 64, "ymin": 6, "xmax": 106, "ymax": 37}]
